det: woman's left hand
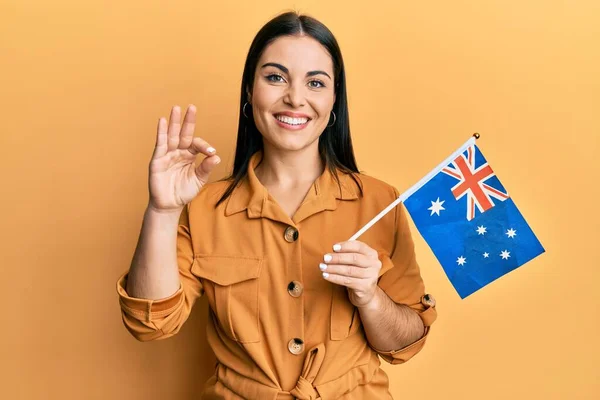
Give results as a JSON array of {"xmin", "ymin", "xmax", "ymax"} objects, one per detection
[{"xmin": 320, "ymin": 240, "xmax": 382, "ymax": 307}]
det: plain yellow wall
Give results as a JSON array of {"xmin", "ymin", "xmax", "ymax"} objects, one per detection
[{"xmin": 2, "ymin": 0, "xmax": 598, "ymax": 399}]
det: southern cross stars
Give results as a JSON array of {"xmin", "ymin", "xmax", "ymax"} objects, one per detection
[
  {"xmin": 428, "ymin": 197, "xmax": 446, "ymax": 216},
  {"xmin": 474, "ymin": 226, "xmax": 517, "ymax": 238},
  {"xmin": 456, "ymin": 249, "xmax": 511, "ymax": 264},
  {"xmin": 430, "ymin": 204, "xmax": 517, "ymax": 264}
]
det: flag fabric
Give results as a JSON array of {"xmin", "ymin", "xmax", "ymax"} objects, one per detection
[{"xmin": 403, "ymin": 143, "xmax": 545, "ymax": 298}]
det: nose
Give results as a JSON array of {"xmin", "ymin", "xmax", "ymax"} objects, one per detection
[{"xmin": 283, "ymin": 82, "xmax": 306, "ymax": 108}]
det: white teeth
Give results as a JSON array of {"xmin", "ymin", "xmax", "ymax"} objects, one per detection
[{"xmin": 275, "ymin": 115, "xmax": 309, "ymax": 125}]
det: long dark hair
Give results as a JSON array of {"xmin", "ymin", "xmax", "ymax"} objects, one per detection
[{"xmin": 216, "ymin": 11, "xmax": 363, "ymax": 207}]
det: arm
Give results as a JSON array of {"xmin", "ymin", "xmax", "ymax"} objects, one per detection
[
  {"xmin": 125, "ymin": 204, "xmax": 183, "ymax": 300},
  {"xmin": 371, "ymin": 190, "xmax": 437, "ymax": 364},
  {"xmin": 117, "ymin": 104, "xmax": 216, "ymax": 341},
  {"xmin": 116, "ymin": 203, "xmax": 203, "ymax": 342},
  {"xmin": 322, "ymin": 236, "xmax": 435, "ymax": 364},
  {"xmin": 357, "ymin": 285, "xmax": 424, "ymax": 352},
  {"xmin": 322, "ymin": 187, "xmax": 437, "ymax": 364}
]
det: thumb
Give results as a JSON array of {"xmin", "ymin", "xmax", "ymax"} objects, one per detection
[{"xmin": 195, "ymin": 154, "xmax": 220, "ymax": 185}]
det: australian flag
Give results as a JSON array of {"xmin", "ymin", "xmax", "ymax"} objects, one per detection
[{"xmin": 403, "ymin": 144, "xmax": 545, "ymax": 298}]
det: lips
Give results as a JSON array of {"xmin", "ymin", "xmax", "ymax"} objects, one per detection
[
  {"xmin": 272, "ymin": 112, "xmax": 312, "ymax": 130},
  {"xmin": 274, "ymin": 111, "xmax": 312, "ymax": 119},
  {"xmin": 274, "ymin": 114, "xmax": 310, "ymax": 126}
]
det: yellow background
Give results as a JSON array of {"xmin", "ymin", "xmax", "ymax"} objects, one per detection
[{"xmin": 2, "ymin": 0, "xmax": 598, "ymax": 399}]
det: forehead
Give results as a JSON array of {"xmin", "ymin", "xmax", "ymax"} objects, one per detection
[{"xmin": 258, "ymin": 35, "xmax": 334, "ymax": 74}]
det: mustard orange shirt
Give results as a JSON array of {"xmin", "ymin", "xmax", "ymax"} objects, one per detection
[{"xmin": 116, "ymin": 150, "xmax": 437, "ymax": 399}]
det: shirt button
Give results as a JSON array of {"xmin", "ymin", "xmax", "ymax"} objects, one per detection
[
  {"xmin": 421, "ymin": 294, "xmax": 436, "ymax": 307},
  {"xmin": 288, "ymin": 338, "xmax": 304, "ymax": 355},
  {"xmin": 284, "ymin": 226, "xmax": 299, "ymax": 243},
  {"xmin": 287, "ymin": 281, "xmax": 303, "ymax": 298}
]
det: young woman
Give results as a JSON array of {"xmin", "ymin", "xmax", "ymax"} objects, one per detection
[{"xmin": 117, "ymin": 11, "xmax": 437, "ymax": 399}]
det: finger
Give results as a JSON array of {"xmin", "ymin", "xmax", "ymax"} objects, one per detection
[
  {"xmin": 321, "ymin": 272, "xmax": 360, "ymax": 289},
  {"xmin": 323, "ymin": 252, "xmax": 372, "ymax": 268},
  {"xmin": 152, "ymin": 117, "xmax": 168, "ymax": 159},
  {"xmin": 188, "ymin": 137, "xmax": 217, "ymax": 157},
  {"xmin": 166, "ymin": 105, "xmax": 182, "ymax": 152},
  {"xmin": 320, "ymin": 263, "xmax": 371, "ymax": 279},
  {"xmin": 332, "ymin": 240, "xmax": 379, "ymax": 258},
  {"xmin": 178, "ymin": 104, "xmax": 196, "ymax": 150},
  {"xmin": 194, "ymin": 153, "xmax": 221, "ymax": 185}
]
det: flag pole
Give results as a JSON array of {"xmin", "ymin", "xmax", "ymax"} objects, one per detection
[{"xmin": 348, "ymin": 133, "xmax": 481, "ymax": 241}]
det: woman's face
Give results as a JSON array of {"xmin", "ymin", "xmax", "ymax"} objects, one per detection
[{"xmin": 249, "ymin": 35, "xmax": 336, "ymax": 152}]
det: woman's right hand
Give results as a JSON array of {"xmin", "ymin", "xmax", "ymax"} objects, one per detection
[{"xmin": 147, "ymin": 105, "xmax": 221, "ymax": 213}]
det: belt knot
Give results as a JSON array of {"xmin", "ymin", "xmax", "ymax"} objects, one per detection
[{"xmin": 289, "ymin": 343, "xmax": 325, "ymax": 400}]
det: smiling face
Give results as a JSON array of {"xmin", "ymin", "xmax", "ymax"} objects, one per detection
[{"xmin": 248, "ymin": 35, "xmax": 336, "ymax": 152}]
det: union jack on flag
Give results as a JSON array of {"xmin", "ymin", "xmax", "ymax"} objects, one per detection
[
  {"xmin": 441, "ymin": 145, "xmax": 509, "ymax": 221},
  {"xmin": 403, "ymin": 142, "xmax": 545, "ymax": 298}
]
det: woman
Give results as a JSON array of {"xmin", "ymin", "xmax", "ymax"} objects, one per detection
[{"xmin": 117, "ymin": 11, "xmax": 437, "ymax": 399}]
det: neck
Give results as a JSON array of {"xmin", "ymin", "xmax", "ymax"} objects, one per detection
[{"xmin": 254, "ymin": 142, "xmax": 324, "ymax": 189}]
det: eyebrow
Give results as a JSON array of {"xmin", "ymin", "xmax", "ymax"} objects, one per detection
[{"xmin": 261, "ymin": 62, "xmax": 332, "ymax": 80}]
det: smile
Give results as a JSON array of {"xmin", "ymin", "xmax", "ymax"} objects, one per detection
[{"xmin": 273, "ymin": 114, "xmax": 311, "ymax": 130}]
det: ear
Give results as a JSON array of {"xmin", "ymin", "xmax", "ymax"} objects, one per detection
[{"xmin": 246, "ymin": 86, "xmax": 252, "ymax": 104}]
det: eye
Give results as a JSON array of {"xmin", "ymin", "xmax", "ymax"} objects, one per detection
[
  {"xmin": 266, "ymin": 73, "xmax": 285, "ymax": 83},
  {"xmin": 308, "ymin": 80, "xmax": 325, "ymax": 88}
]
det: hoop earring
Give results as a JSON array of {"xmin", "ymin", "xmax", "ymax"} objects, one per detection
[
  {"xmin": 243, "ymin": 102, "xmax": 251, "ymax": 119},
  {"xmin": 327, "ymin": 110, "xmax": 336, "ymax": 128}
]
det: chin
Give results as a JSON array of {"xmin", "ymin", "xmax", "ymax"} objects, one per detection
[{"xmin": 265, "ymin": 134, "xmax": 318, "ymax": 153}]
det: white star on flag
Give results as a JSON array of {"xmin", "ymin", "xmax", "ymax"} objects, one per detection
[
  {"xmin": 428, "ymin": 197, "xmax": 446, "ymax": 216},
  {"xmin": 506, "ymin": 228, "xmax": 517, "ymax": 238},
  {"xmin": 476, "ymin": 226, "xmax": 487, "ymax": 235},
  {"xmin": 483, "ymin": 252, "xmax": 489, "ymax": 258},
  {"xmin": 456, "ymin": 256, "xmax": 467, "ymax": 266},
  {"xmin": 500, "ymin": 250, "xmax": 511, "ymax": 260}
]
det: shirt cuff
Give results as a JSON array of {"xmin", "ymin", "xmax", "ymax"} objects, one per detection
[
  {"xmin": 116, "ymin": 272, "xmax": 184, "ymax": 323},
  {"xmin": 372, "ymin": 296, "xmax": 437, "ymax": 365},
  {"xmin": 416, "ymin": 302, "xmax": 437, "ymax": 326},
  {"xmin": 372, "ymin": 325, "xmax": 432, "ymax": 365}
]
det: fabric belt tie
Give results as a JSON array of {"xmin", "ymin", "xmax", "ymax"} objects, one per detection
[{"xmin": 289, "ymin": 344, "xmax": 325, "ymax": 400}]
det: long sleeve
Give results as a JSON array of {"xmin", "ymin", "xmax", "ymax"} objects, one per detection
[
  {"xmin": 116, "ymin": 204, "xmax": 204, "ymax": 342},
  {"xmin": 373, "ymin": 187, "xmax": 438, "ymax": 364}
]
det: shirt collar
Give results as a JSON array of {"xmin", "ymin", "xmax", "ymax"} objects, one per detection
[{"xmin": 225, "ymin": 150, "xmax": 359, "ymax": 224}]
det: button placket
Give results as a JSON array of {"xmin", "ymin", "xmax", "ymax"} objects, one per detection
[{"xmin": 283, "ymin": 225, "xmax": 304, "ymax": 358}]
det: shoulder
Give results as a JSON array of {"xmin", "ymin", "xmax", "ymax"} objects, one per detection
[
  {"xmin": 346, "ymin": 172, "xmax": 407, "ymax": 247},
  {"xmin": 201, "ymin": 179, "xmax": 233, "ymax": 197},
  {"xmin": 187, "ymin": 179, "xmax": 235, "ymax": 212},
  {"xmin": 353, "ymin": 172, "xmax": 399, "ymax": 201}
]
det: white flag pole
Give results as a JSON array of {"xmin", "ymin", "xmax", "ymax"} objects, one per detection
[{"xmin": 348, "ymin": 134, "xmax": 480, "ymax": 241}]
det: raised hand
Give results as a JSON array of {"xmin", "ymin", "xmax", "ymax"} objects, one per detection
[{"xmin": 147, "ymin": 105, "xmax": 220, "ymax": 212}]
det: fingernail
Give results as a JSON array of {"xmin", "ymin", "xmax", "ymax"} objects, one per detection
[
  {"xmin": 333, "ymin": 244, "xmax": 341, "ymax": 252},
  {"xmin": 215, "ymin": 157, "xmax": 221, "ymax": 164},
  {"xmin": 322, "ymin": 272, "xmax": 329, "ymax": 278},
  {"xmin": 207, "ymin": 147, "xmax": 216, "ymax": 153},
  {"xmin": 324, "ymin": 254, "xmax": 332, "ymax": 263},
  {"xmin": 319, "ymin": 263, "xmax": 327, "ymax": 271}
]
